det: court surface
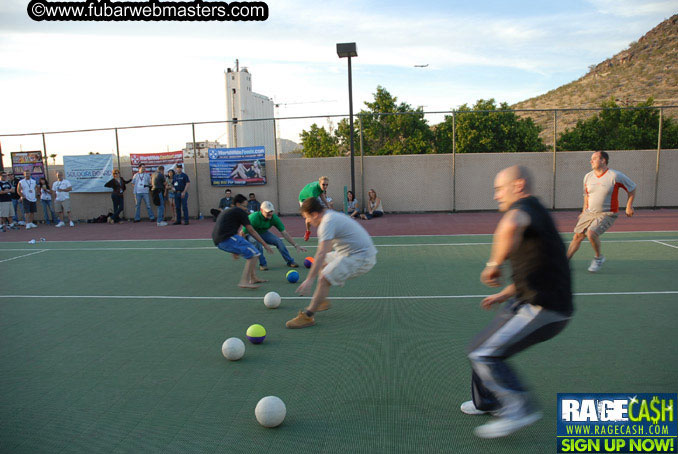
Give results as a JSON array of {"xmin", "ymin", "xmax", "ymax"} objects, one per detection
[{"xmin": 1, "ymin": 231, "xmax": 677, "ymax": 453}]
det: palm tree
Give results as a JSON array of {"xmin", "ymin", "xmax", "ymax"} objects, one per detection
[{"xmin": 49, "ymin": 154, "xmax": 57, "ymax": 165}]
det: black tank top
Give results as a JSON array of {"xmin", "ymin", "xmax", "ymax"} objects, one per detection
[{"xmin": 508, "ymin": 196, "xmax": 573, "ymax": 315}]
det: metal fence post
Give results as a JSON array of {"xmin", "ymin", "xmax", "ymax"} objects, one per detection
[
  {"xmin": 359, "ymin": 115, "xmax": 365, "ymax": 209},
  {"xmin": 272, "ymin": 117, "xmax": 280, "ymax": 212},
  {"xmin": 114, "ymin": 128, "xmax": 121, "ymax": 171},
  {"xmin": 654, "ymin": 107, "xmax": 663, "ymax": 208},
  {"xmin": 191, "ymin": 123, "xmax": 201, "ymax": 218},
  {"xmin": 42, "ymin": 133, "xmax": 49, "ymax": 177},
  {"xmin": 452, "ymin": 112, "xmax": 456, "ymax": 212},
  {"xmin": 552, "ymin": 109, "xmax": 557, "ymax": 209}
]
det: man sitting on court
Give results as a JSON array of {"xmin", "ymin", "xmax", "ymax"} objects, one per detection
[
  {"xmin": 286, "ymin": 196, "xmax": 377, "ymax": 329},
  {"xmin": 212, "ymin": 194, "xmax": 273, "ymax": 289},
  {"xmin": 243, "ymin": 201, "xmax": 307, "ymax": 271}
]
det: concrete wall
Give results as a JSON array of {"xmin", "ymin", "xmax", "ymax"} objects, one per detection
[{"xmin": 29, "ymin": 149, "xmax": 677, "ymax": 222}]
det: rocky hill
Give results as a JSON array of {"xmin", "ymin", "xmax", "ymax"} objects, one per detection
[{"xmin": 513, "ymin": 14, "xmax": 678, "ymax": 146}]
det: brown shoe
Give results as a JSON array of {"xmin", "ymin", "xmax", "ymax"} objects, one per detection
[
  {"xmin": 315, "ymin": 300, "xmax": 331, "ymax": 312},
  {"xmin": 259, "ymin": 265, "xmax": 269, "ymax": 271},
  {"xmin": 286, "ymin": 311, "xmax": 315, "ymax": 329},
  {"xmin": 287, "ymin": 262, "xmax": 299, "ymax": 268}
]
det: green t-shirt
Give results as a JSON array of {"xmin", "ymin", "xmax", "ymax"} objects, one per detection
[
  {"xmin": 299, "ymin": 181, "xmax": 323, "ymax": 202},
  {"xmin": 243, "ymin": 211, "xmax": 285, "ymax": 235}
]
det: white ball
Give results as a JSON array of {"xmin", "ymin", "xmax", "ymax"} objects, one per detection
[
  {"xmin": 263, "ymin": 292, "xmax": 281, "ymax": 309},
  {"xmin": 255, "ymin": 396, "xmax": 286, "ymax": 428},
  {"xmin": 221, "ymin": 337, "xmax": 245, "ymax": 361}
]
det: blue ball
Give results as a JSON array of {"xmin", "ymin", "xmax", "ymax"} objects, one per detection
[{"xmin": 286, "ymin": 270, "xmax": 300, "ymax": 283}]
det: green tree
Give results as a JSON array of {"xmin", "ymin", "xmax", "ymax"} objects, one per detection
[
  {"xmin": 435, "ymin": 99, "xmax": 546, "ymax": 153},
  {"xmin": 299, "ymin": 123, "xmax": 339, "ymax": 158},
  {"xmin": 557, "ymin": 98, "xmax": 678, "ymax": 151}
]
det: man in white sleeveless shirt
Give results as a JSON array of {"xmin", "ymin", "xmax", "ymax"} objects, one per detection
[{"xmin": 567, "ymin": 151, "xmax": 636, "ymax": 272}]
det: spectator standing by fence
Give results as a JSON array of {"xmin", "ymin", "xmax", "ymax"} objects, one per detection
[
  {"xmin": 104, "ymin": 169, "xmax": 130, "ymax": 224},
  {"xmin": 18, "ymin": 170, "xmax": 38, "ymax": 230},
  {"xmin": 38, "ymin": 176, "xmax": 57, "ymax": 225},
  {"xmin": 152, "ymin": 166, "xmax": 167, "ymax": 226},
  {"xmin": 7, "ymin": 173, "xmax": 24, "ymax": 226},
  {"xmin": 132, "ymin": 164, "xmax": 155, "ymax": 223},
  {"xmin": 53, "ymin": 171, "xmax": 74, "ymax": 227},
  {"xmin": 172, "ymin": 163, "xmax": 190, "ymax": 225},
  {"xmin": 0, "ymin": 172, "xmax": 17, "ymax": 231}
]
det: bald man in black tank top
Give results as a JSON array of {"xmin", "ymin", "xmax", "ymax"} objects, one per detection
[{"xmin": 461, "ymin": 165, "xmax": 574, "ymax": 439}]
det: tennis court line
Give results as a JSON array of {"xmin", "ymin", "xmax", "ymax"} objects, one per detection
[
  {"xmin": 653, "ymin": 240, "xmax": 678, "ymax": 250},
  {"xmin": 1, "ymin": 290, "xmax": 677, "ymax": 300},
  {"xmin": 0, "ymin": 249, "xmax": 47, "ymax": 263},
  {"xmin": 1, "ymin": 238, "xmax": 677, "ymax": 252}
]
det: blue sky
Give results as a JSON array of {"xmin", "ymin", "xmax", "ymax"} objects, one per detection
[{"xmin": 0, "ymin": 0, "xmax": 676, "ymax": 158}]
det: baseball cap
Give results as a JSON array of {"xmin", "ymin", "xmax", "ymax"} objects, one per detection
[
  {"xmin": 260, "ymin": 201, "xmax": 275, "ymax": 213},
  {"xmin": 176, "ymin": 163, "xmax": 183, "ymax": 168}
]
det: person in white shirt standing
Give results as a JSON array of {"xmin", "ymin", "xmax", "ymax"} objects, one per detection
[
  {"xmin": 17, "ymin": 170, "xmax": 39, "ymax": 230},
  {"xmin": 52, "ymin": 171, "xmax": 75, "ymax": 227},
  {"xmin": 566, "ymin": 151, "xmax": 637, "ymax": 272},
  {"xmin": 131, "ymin": 164, "xmax": 156, "ymax": 223}
]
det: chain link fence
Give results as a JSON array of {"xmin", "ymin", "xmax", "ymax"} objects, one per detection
[{"xmin": 1, "ymin": 106, "xmax": 676, "ymax": 221}]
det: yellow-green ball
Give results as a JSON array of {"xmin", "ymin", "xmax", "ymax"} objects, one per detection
[{"xmin": 246, "ymin": 324, "xmax": 266, "ymax": 344}]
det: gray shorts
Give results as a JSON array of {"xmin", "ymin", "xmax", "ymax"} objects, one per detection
[
  {"xmin": 55, "ymin": 199, "xmax": 71, "ymax": 213},
  {"xmin": 0, "ymin": 201, "xmax": 14, "ymax": 218},
  {"xmin": 574, "ymin": 211, "xmax": 618, "ymax": 236}
]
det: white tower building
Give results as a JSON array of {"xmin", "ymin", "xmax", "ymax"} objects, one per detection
[{"xmin": 225, "ymin": 61, "xmax": 275, "ymax": 156}]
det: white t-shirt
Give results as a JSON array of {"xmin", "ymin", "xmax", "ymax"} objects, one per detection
[
  {"xmin": 19, "ymin": 178, "xmax": 37, "ymax": 202},
  {"xmin": 583, "ymin": 169, "xmax": 636, "ymax": 213},
  {"xmin": 52, "ymin": 179, "xmax": 72, "ymax": 201},
  {"xmin": 318, "ymin": 210, "xmax": 377, "ymax": 257},
  {"xmin": 132, "ymin": 173, "xmax": 150, "ymax": 194},
  {"xmin": 40, "ymin": 187, "xmax": 52, "ymax": 201}
]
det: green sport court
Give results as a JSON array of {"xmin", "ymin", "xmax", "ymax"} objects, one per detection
[{"xmin": 1, "ymin": 231, "xmax": 677, "ymax": 453}]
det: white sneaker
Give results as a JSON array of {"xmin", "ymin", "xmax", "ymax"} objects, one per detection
[
  {"xmin": 157, "ymin": 221, "xmax": 168, "ymax": 226},
  {"xmin": 461, "ymin": 401, "xmax": 492, "ymax": 415},
  {"xmin": 55, "ymin": 221, "xmax": 65, "ymax": 228},
  {"xmin": 588, "ymin": 256, "xmax": 605, "ymax": 272},
  {"xmin": 25, "ymin": 224, "xmax": 33, "ymax": 230},
  {"xmin": 18, "ymin": 221, "xmax": 26, "ymax": 226},
  {"xmin": 30, "ymin": 222, "xmax": 38, "ymax": 228},
  {"xmin": 69, "ymin": 221, "xmax": 75, "ymax": 227},
  {"xmin": 474, "ymin": 411, "xmax": 542, "ymax": 439}
]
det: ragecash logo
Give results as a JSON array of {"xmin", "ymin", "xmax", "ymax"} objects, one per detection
[{"xmin": 557, "ymin": 393, "xmax": 677, "ymax": 453}]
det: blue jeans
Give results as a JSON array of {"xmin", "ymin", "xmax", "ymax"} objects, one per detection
[
  {"xmin": 248, "ymin": 230, "xmax": 295, "ymax": 267},
  {"xmin": 175, "ymin": 192, "xmax": 189, "ymax": 223},
  {"xmin": 111, "ymin": 194, "xmax": 124, "ymax": 222},
  {"xmin": 41, "ymin": 199, "xmax": 57, "ymax": 224},
  {"xmin": 157, "ymin": 192, "xmax": 165, "ymax": 222},
  {"xmin": 11, "ymin": 199, "xmax": 24, "ymax": 223},
  {"xmin": 134, "ymin": 192, "xmax": 155, "ymax": 221}
]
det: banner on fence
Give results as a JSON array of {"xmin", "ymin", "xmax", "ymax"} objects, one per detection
[
  {"xmin": 11, "ymin": 151, "xmax": 45, "ymax": 179},
  {"xmin": 130, "ymin": 151, "xmax": 184, "ymax": 173},
  {"xmin": 208, "ymin": 146, "xmax": 266, "ymax": 186},
  {"xmin": 63, "ymin": 154, "xmax": 114, "ymax": 192}
]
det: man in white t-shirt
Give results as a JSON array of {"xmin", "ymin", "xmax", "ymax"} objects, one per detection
[
  {"xmin": 286, "ymin": 197, "xmax": 378, "ymax": 329},
  {"xmin": 53, "ymin": 171, "xmax": 74, "ymax": 227},
  {"xmin": 17, "ymin": 170, "xmax": 39, "ymax": 229},
  {"xmin": 131, "ymin": 164, "xmax": 156, "ymax": 222},
  {"xmin": 567, "ymin": 151, "xmax": 637, "ymax": 272}
]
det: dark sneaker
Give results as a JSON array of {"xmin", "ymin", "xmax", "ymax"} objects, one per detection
[
  {"xmin": 173, "ymin": 221, "xmax": 182, "ymax": 225},
  {"xmin": 184, "ymin": 221, "xmax": 189, "ymax": 225},
  {"xmin": 315, "ymin": 300, "xmax": 331, "ymax": 312},
  {"xmin": 287, "ymin": 262, "xmax": 299, "ymax": 268},
  {"xmin": 304, "ymin": 230, "xmax": 310, "ymax": 242},
  {"xmin": 286, "ymin": 311, "xmax": 315, "ymax": 329}
]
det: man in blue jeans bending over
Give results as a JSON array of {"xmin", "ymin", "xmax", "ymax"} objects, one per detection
[
  {"xmin": 213, "ymin": 194, "xmax": 273, "ymax": 289},
  {"xmin": 243, "ymin": 201, "xmax": 307, "ymax": 271}
]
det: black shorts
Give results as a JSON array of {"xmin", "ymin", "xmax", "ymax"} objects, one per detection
[{"xmin": 22, "ymin": 200, "xmax": 37, "ymax": 213}]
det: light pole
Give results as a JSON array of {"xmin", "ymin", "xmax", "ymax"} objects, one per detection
[{"xmin": 336, "ymin": 42, "xmax": 357, "ymax": 195}]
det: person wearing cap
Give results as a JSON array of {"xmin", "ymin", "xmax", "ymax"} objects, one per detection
[
  {"xmin": 243, "ymin": 201, "xmax": 307, "ymax": 270},
  {"xmin": 212, "ymin": 194, "xmax": 273, "ymax": 289},
  {"xmin": 172, "ymin": 163, "xmax": 190, "ymax": 225}
]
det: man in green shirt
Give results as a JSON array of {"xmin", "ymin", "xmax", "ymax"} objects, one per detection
[
  {"xmin": 244, "ymin": 201, "xmax": 307, "ymax": 270},
  {"xmin": 298, "ymin": 176, "xmax": 330, "ymax": 241}
]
